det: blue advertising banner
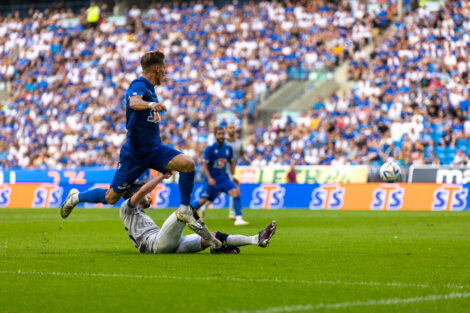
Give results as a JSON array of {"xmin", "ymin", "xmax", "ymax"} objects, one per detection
[{"xmin": 1, "ymin": 182, "xmax": 469, "ymax": 211}]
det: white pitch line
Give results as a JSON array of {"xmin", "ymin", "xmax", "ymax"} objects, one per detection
[
  {"xmin": 220, "ymin": 292, "xmax": 470, "ymax": 313},
  {"xmin": 0, "ymin": 270, "xmax": 469, "ymax": 291}
]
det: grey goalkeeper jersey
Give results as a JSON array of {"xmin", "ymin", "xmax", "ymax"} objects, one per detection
[
  {"xmin": 120, "ymin": 199, "xmax": 160, "ymax": 252},
  {"xmin": 226, "ymin": 138, "xmax": 243, "ymax": 165}
]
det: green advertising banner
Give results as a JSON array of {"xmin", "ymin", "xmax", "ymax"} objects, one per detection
[{"xmin": 234, "ymin": 166, "xmax": 368, "ymax": 184}]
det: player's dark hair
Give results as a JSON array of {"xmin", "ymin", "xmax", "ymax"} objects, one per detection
[
  {"xmin": 122, "ymin": 181, "xmax": 146, "ymax": 200},
  {"xmin": 214, "ymin": 126, "xmax": 225, "ymax": 135},
  {"xmin": 141, "ymin": 50, "xmax": 165, "ymax": 71}
]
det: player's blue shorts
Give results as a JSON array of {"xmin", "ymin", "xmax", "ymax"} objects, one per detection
[
  {"xmin": 111, "ymin": 144, "xmax": 181, "ymax": 193},
  {"xmin": 199, "ymin": 176, "xmax": 237, "ymax": 201}
]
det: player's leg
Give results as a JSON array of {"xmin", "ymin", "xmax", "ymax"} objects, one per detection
[
  {"xmin": 228, "ymin": 197, "xmax": 235, "ymax": 220},
  {"xmin": 223, "ymin": 179, "xmax": 248, "ymax": 226},
  {"xmin": 150, "ymin": 145, "xmax": 221, "ymax": 248},
  {"xmin": 228, "ymin": 180, "xmax": 240, "ymax": 220},
  {"xmin": 151, "ymin": 211, "xmax": 186, "ymax": 253},
  {"xmin": 209, "ymin": 221, "xmax": 278, "ymax": 253},
  {"xmin": 61, "ymin": 152, "xmax": 145, "ymax": 218},
  {"xmin": 164, "ymin": 153, "xmax": 195, "ymax": 207},
  {"xmin": 175, "ymin": 220, "xmax": 277, "ymax": 254}
]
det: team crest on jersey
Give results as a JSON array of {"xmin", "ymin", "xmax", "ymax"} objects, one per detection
[
  {"xmin": 309, "ymin": 184, "xmax": 345, "ymax": 210},
  {"xmin": 194, "ymin": 186, "xmax": 226, "ymax": 208},
  {"xmin": 370, "ymin": 184, "xmax": 404, "ymax": 210},
  {"xmin": 250, "ymin": 184, "xmax": 285, "ymax": 209},
  {"xmin": 431, "ymin": 185, "xmax": 468, "ymax": 211},
  {"xmin": 32, "ymin": 184, "xmax": 63, "ymax": 208},
  {"xmin": 0, "ymin": 185, "xmax": 11, "ymax": 207},
  {"xmin": 151, "ymin": 184, "xmax": 171, "ymax": 208}
]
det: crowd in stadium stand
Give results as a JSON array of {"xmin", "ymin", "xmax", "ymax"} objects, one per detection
[
  {"xmin": 248, "ymin": 1, "xmax": 470, "ymax": 167},
  {"xmin": 0, "ymin": 0, "xmax": 380, "ymax": 169}
]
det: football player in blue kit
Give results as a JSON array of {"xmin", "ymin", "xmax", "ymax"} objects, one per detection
[
  {"xmin": 60, "ymin": 51, "xmax": 221, "ymax": 248},
  {"xmin": 191, "ymin": 126, "xmax": 249, "ymax": 226}
]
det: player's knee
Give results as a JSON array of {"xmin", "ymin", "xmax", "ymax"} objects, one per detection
[
  {"xmin": 182, "ymin": 158, "xmax": 195, "ymax": 172},
  {"xmin": 105, "ymin": 190, "xmax": 121, "ymax": 204},
  {"xmin": 231, "ymin": 190, "xmax": 240, "ymax": 197}
]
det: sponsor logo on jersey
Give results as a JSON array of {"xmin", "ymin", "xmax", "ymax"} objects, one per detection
[
  {"xmin": 151, "ymin": 184, "xmax": 171, "ymax": 208},
  {"xmin": 213, "ymin": 158, "xmax": 227, "ymax": 169},
  {"xmin": 250, "ymin": 184, "xmax": 285, "ymax": 209},
  {"xmin": 0, "ymin": 185, "xmax": 12, "ymax": 207},
  {"xmin": 147, "ymin": 110, "xmax": 159, "ymax": 123},
  {"xmin": 370, "ymin": 184, "xmax": 404, "ymax": 210},
  {"xmin": 431, "ymin": 184, "xmax": 468, "ymax": 211},
  {"xmin": 32, "ymin": 184, "xmax": 63, "ymax": 208},
  {"xmin": 309, "ymin": 184, "xmax": 345, "ymax": 210}
]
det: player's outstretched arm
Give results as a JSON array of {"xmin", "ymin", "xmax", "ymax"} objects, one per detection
[
  {"xmin": 129, "ymin": 172, "xmax": 173, "ymax": 206},
  {"xmin": 129, "ymin": 95, "xmax": 167, "ymax": 112}
]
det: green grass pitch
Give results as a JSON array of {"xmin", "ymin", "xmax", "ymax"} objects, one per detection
[{"xmin": 1, "ymin": 208, "xmax": 470, "ymax": 313}]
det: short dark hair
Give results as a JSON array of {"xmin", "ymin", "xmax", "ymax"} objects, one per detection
[
  {"xmin": 122, "ymin": 181, "xmax": 146, "ymax": 200},
  {"xmin": 140, "ymin": 51, "xmax": 165, "ymax": 71},
  {"xmin": 214, "ymin": 126, "xmax": 225, "ymax": 135}
]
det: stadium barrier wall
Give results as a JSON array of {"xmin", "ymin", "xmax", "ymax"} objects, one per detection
[
  {"xmin": 0, "ymin": 183, "xmax": 468, "ymax": 211},
  {"xmin": 0, "ymin": 166, "xmax": 368, "ymax": 185}
]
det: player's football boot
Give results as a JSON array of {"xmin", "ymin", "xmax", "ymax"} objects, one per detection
[
  {"xmin": 176, "ymin": 206, "xmax": 203, "ymax": 230},
  {"xmin": 176, "ymin": 206, "xmax": 222, "ymax": 249},
  {"xmin": 234, "ymin": 218, "xmax": 250, "ymax": 226},
  {"xmin": 210, "ymin": 244, "xmax": 240, "ymax": 254},
  {"xmin": 228, "ymin": 210, "xmax": 236, "ymax": 220},
  {"xmin": 60, "ymin": 188, "xmax": 79, "ymax": 219},
  {"xmin": 258, "ymin": 220, "xmax": 277, "ymax": 248}
]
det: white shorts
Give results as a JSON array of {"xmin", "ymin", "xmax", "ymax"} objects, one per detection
[
  {"xmin": 147, "ymin": 233, "xmax": 202, "ymax": 254},
  {"xmin": 142, "ymin": 213, "xmax": 203, "ymax": 254}
]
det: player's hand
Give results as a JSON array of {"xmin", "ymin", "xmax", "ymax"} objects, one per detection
[
  {"xmin": 163, "ymin": 171, "xmax": 173, "ymax": 179},
  {"xmin": 149, "ymin": 102, "xmax": 167, "ymax": 112},
  {"xmin": 208, "ymin": 178, "xmax": 216, "ymax": 186}
]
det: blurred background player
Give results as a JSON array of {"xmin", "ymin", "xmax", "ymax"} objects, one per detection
[
  {"xmin": 225, "ymin": 123, "xmax": 249, "ymax": 220},
  {"xmin": 120, "ymin": 171, "xmax": 276, "ymax": 254},
  {"xmin": 191, "ymin": 127, "xmax": 249, "ymax": 226},
  {"xmin": 60, "ymin": 51, "xmax": 219, "ymax": 246}
]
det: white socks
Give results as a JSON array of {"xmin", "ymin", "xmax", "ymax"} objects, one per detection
[
  {"xmin": 226, "ymin": 235, "xmax": 258, "ymax": 247},
  {"xmin": 178, "ymin": 205, "xmax": 191, "ymax": 215}
]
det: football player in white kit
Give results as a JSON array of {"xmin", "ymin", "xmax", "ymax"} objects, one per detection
[
  {"xmin": 120, "ymin": 172, "xmax": 277, "ymax": 254},
  {"xmin": 225, "ymin": 123, "xmax": 249, "ymax": 220}
]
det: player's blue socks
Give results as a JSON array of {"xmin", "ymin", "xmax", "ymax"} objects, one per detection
[
  {"xmin": 233, "ymin": 196, "xmax": 242, "ymax": 217},
  {"xmin": 78, "ymin": 188, "xmax": 107, "ymax": 204},
  {"xmin": 179, "ymin": 171, "xmax": 195, "ymax": 206}
]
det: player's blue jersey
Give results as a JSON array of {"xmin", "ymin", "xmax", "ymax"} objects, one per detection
[
  {"xmin": 124, "ymin": 76, "xmax": 161, "ymax": 154},
  {"xmin": 203, "ymin": 143, "xmax": 233, "ymax": 179}
]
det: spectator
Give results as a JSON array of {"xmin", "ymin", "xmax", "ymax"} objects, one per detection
[{"xmin": 287, "ymin": 164, "xmax": 297, "ymax": 183}]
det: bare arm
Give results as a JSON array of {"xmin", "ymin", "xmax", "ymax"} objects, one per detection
[
  {"xmin": 203, "ymin": 162, "xmax": 215, "ymax": 186},
  {"xmin": 129, "ymin": 172, "xmax": 172, "ymax": 206},
  {"xmin": 129, "ymin": 95, "xmax": 167, "ymax": 112}
]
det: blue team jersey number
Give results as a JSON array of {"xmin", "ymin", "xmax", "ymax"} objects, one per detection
[
  {"xmin": 147, "ymin": 110, "xmax": 159, "ymax": 123},
  {"xmin": 213, "ymin": 158, "xmax": 227, "ymax": 169}
]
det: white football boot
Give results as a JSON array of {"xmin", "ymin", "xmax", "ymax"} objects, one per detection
[
  {"xmin": 60, "ymin": 188, "xmax": 79, "ymax": 219},
  {"xmin": 176, "ymin": 206, "xmax": 222, "ymax": 249}
]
